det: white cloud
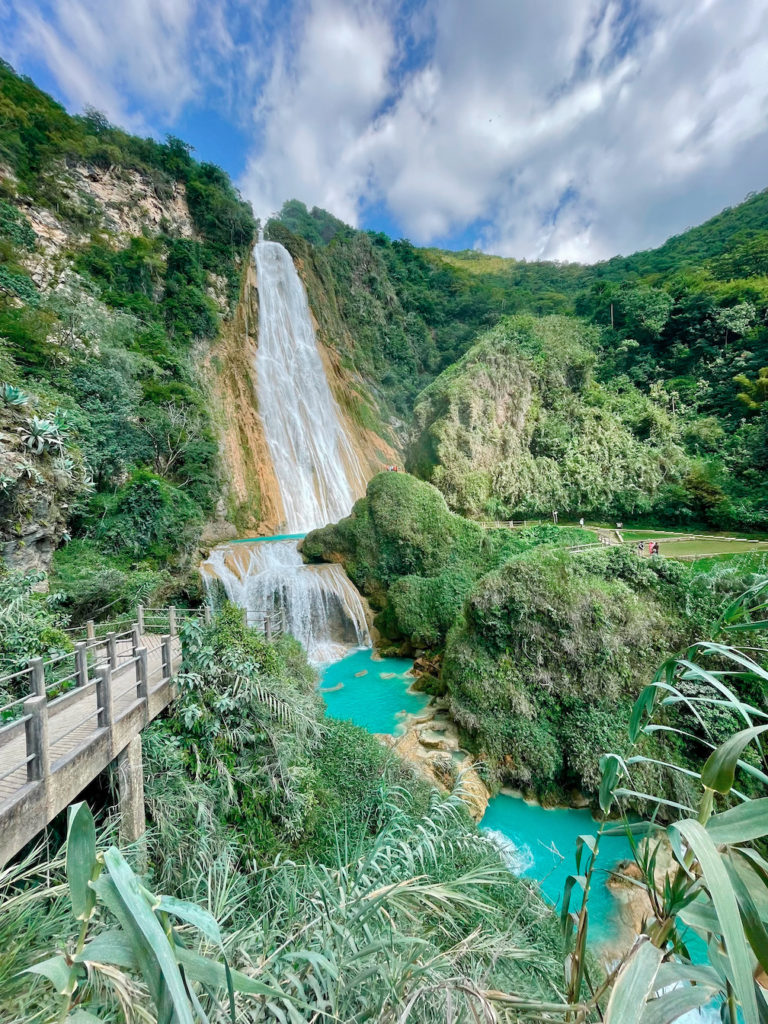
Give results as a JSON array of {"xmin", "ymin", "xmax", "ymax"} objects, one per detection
[
  {"xmin": 4, "ymin": 0, "xmax": 768, "ymax": 260},
  {"xmin": 241, "ymin": 0, "xmax": 396, "ymax": 223},
  {"xmin": 2, "ymin": 0, "xmax": 269, "ymax": 130},
  {"xmin": 240, "ymin": 0, "xmax": 768, "ymax": 260}
]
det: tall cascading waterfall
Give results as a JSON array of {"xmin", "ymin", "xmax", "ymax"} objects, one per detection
[{"xmin": 202, "ymin": 239, "xmax": 371, "ymax": 663}]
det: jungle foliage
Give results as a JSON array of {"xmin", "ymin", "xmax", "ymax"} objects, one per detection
[
  {"xmin": 1, "ymin": 607, "xmax": 569, "ymax": 1024},
  {"xmin": 303, "ymin": 471, "xmax": 589, "ymax": 648},
  {"xmin": 0, "ymin": 60, "xmax": 256, "ymax": 621},
  {"xmin": 276, "ymin": 192, "xmax": 768, "ymax": 528},
  {"xmin": 7, "ymin": 593, "xmax": 768, "ymax": 1023},
  {"xmin": 307, "ymin": 473, "xmax": 768, "ymax": 804}
]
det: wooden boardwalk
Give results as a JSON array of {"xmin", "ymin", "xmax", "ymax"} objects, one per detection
[{"xmin": 0, "ymin": 617, "xmax": 185, "ymax": 867}]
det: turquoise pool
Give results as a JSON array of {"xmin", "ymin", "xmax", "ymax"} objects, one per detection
[
  {"xmin": 318, "ymin": 648, "xmax": 430, "ymax": 734},
  {"xmin": 317, "ymin": 649, "xmax": 709, "ymax": 979},
  {"xmin": 480, "ymin": 792, "xmax": 634, "ymax": 946}
]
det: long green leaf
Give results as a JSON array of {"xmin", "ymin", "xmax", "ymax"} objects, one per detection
[
  {"xmin": 75, "ymin": 929, "xmax": 138, "ymax": 969},
  {"xmin": 708, "ymin": 799, "xmax": 768, "ymax": 845},
  {"xmin": 629, "ymin": 686, "xmax": 657, "ymax": 743},
  {"xmin": 604, "ymin": 939, "xmax": 663, "ymax": 1024},
  {"xmin": 102, "ymin": 847, "xmax": 194, "ymax": 1024},
  {"xmin": 725, "ymin": 860, "xmax": 768, "ymax": 974},
  {"xmin": 157, "ymin": 895, "xmax": 223, "ymax": 946},
  {"xmin": 174, "ymin": 946, "xmax": 296, "ymax": 1001},
  {"xmin": 67, "ymin": 1011, "xmax": 105, "ymax": 1024},
  {"xmin": 701, "ymin": 725, "xmax": 768, "ymax": 794},
  {"xmin": 560, "ymin": 874, "xmax": 586, "ymax": 936},
  {"xmin": 26, "ymin": 954, "xmax": 79, "ymax": 996},
  {"xmin": 670, "ymin": 819, "xmax": 759, "ymax": 1024},
  {"xmin": 639, "ymin": 984, "xmax": 719, "ymax": 1024},
  {"xmin": 66, "ymin": 802, "xmax": 97, "ymax": 922}
]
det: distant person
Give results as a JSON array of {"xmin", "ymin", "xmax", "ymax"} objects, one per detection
[
  {"xmin": 553, "ymin": 510, "xmax": 558, "ymax": 525},
  {"xmin": 637, "ymin": 541, "xmax": 645, "ymax": 554},
  {"xmin": 579, "ymin": 517, "xmax": 585, "ymax": 528},
  {"xmin": 653, "ymin": 541, "xmax": 660, "ymax": 556},
  {"xmin": 616, "ymin": 522, "xmax": 623, "ymax": 530}
]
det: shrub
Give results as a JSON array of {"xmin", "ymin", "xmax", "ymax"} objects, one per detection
[{"xmin": 89, "ymin": 469, "xmax": 203, "ymax": 561}]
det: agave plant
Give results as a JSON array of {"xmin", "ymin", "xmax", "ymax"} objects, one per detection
[
  {"xmin": 1, "ymin": 382, "xmax": 29, "ymax": 406},
  {"xmin": 19, "ymin": 416, "xmax": 65, "ymax": 455}
]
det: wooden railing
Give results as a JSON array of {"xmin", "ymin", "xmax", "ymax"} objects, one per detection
[{"xmin": 0, "ymin": 604, "xmax": 204, "ymax": 867}]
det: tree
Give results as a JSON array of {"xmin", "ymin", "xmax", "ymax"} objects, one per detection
[{"xmin": 735, "ymin": 366, "xmax": 768, "ymax": 410}]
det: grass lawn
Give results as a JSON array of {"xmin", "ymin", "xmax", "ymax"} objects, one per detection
[{"xmin": 649, "ymin": 538, "xmax": 768, "ymax": 559}]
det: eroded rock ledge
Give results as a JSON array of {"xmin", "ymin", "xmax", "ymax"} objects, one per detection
[{"xmin": 378, "ymin": 699, "xmax": 490, "ymax": 821}]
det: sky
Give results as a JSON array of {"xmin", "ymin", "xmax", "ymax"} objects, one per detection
[{"xmin": 1, "ymin": 0, "xmax": 768, "ymax": 263}]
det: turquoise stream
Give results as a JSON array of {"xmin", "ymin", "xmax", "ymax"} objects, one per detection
[
  {"xmin": 318, "ymin": 647, "xmax": 716, "ymax": 1022},
  {"xmin": 319, "ymin": 648, "xmax": 430, "ymax": 734},
  {"xmin": 318, "ymin": 648, "xmax": 633, "ymax": 947}
]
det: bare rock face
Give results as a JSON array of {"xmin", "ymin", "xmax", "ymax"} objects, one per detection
[
  {"xmin": 0, "ymin": 413, "xmax": 87, "ymax": 576},
  {"xmin": 382, "ymin": 702, "xmax": 490, "ymax": 821},
  {"xmin": 69, "ymin": 165, "xmax": 196, "ymax": 240},
  {"xmin": 603, "ymin": 836, "xmax": 678, "ymax": 957}
]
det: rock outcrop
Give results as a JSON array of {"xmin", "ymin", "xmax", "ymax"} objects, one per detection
[{"xmin": 380, "ymin": 699, "xmax": 490, "ymax": 821}]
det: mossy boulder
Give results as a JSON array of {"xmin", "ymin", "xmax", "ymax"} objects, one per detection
[
  {"xmin": 302, "ymin": 471, "xmax": 586, "ymax": 647},
  {"xmin": 442, "ymin": 546, "xmax": 693, "ymax": 800}
]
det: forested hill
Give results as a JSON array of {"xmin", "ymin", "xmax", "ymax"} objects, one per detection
[
  {"xmin": 0, "ymin": 59, "xmax": 257, "ymax": 635},
  {"xmin": 271, "ymin": 196, "xmax": 768, "ymax": 529}
]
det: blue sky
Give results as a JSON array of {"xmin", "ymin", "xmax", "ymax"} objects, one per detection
[{"xmin": 2, "ymin": 0, "xmax": 768, "ymax": 262}]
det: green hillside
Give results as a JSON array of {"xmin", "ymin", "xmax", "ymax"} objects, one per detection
[{"xmin": 276, "ymin": 195, "xmax": 768, "ymax": 528}]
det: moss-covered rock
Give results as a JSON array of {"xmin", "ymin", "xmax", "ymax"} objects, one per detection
[
  {"xmin": 303, "ymin": 471, "xmax": 587, "ymax": 647},
  {"xmin": 442, "ymin": 546, "xmax": 694, "ymax": 800}
]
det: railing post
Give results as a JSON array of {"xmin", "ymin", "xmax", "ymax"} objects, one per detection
[
  {"xmin": 29, "ymin": 657, "xmax": 45, "ymax": 698},
  {"xmin": 24, "ymin": 695, "xmax": 50, "ymax": 782},
  {"xmin": 74, "ymin": 642, "xmax": 88, "ymax": 687},
  {"xmin": 96, "ymin": 664, "xmax": 114, "ymax": 730},
  {"xmin": 106, "ymin": 631, "xmax": 117, "ymax": 670},
  {"xmin": 168, "ymin": 606, "xmax": 177, "ymax": 637},
  {"xmin": 161, "ymin": 635, "xmax": 172, "ymax": 680},
  {"xmin": 265, "ymin": 616, "xmax": 272, "ymax": 641},
  {"xmin": 86, "ymin": 619, "xmax": 95, "ymax": 640},
  {"xmin": 131, "ymin": 624, "xmax": 141, "ymax": 654},
  {"xmin": 136, "ymin": 646, "xmax": 148, "ymax": 703},
  {"xmin": 204, "ymin": 605, "xmax": 211, "ymax": 626},
  {"xmin": 137, "ymin": 603, "xmax": 145, "ymax": 636}
]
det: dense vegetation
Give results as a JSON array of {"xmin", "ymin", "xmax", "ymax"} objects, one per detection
[
  {"xmin": 306, "ymin": 473, "xmax": 766, "ymax": 803},
  {"xmin": 409, "ymin": 313, "xmax": 684, "ymax": 520},
  {"xmin": 303, "ymin": 471, "xmax": 588, "ymax": 649},
  {"xmin": 276, "ymin": 194, "xmax": 768, "ymax": 528},
  {"xmin": 0, "ymin": 60, "xmax": 256, "ymax": 622},
  {"xmin": 1, "ymin": 607, "xmax": 569, "ymax": 1023}
]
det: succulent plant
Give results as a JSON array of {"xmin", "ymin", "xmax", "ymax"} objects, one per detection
[
  {"xmin": 1, "ymin": 383, "xmax": 29, "ymax": 407},
  {"xmin": 18, "ymin": 416, "xmax": 65, "ymax": 455}
]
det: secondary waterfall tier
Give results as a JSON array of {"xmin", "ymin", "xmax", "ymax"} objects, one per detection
[
  {"xmin": 203, "ymin": 541, "xmax": 371, "ymax": 664},
  {"xmin": 253, "ymin": 240, "xmax": 366, "ymax": 534}
]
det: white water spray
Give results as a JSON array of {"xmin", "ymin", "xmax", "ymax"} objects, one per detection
[
  {"xmin": 203, "ymin": 542, "xmax": 370, "ymax": 664},
  {"xmin": 203, "ymin": 239, "xmax": 371, "ymax": 662}
]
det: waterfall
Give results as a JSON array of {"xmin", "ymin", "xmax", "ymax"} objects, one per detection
[
  {"xmin": 252, "ymin": 241, "xmax": 366, "ymax": 533},
  {"xmin": 203, "ymin": 541, "xmax": 370, "ymax": 664},
  {"xmin": 202, "ymin": 239, "xmax": 371, "ymax": 663}
]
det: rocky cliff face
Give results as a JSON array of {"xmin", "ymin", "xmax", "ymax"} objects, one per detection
[
  {"xmin": 0, "ymin": 160, "xmax": 212, "ymax": 573},
  {"xmin": 1, "ymin": 158, "xmax": 400, "ymax": 574},
  {"xmin": 204, "ymin": 258, "xmax": 283, "ymax": 538}
]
